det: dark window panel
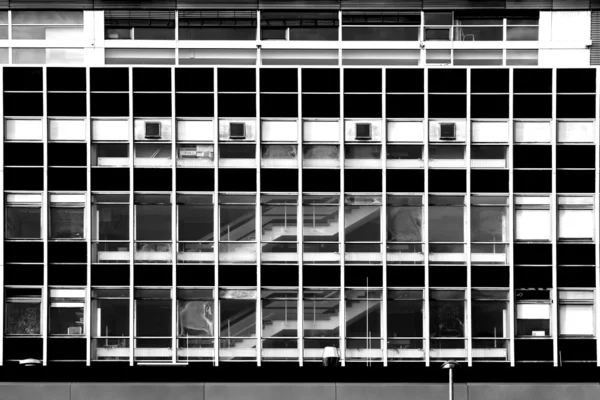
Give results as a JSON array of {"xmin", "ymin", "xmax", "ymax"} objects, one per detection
[
  {"xmin": 513, "ymin": 145, "xmax": 551, "ymax": 168},
  {"xmin": 47, "ymin": 338, "xmax": 87, "ymax": 361},
  {"xmin": 47, "ymin": 93, "xmax": 87, "ymax": 117},
  {"xmin": 133, "ymin": 68, "xmax": 171, "ymax": 92},
  {"xmin": 176, "ymin": 168, "xmax": 214, "ymax": 191},
  {"xmin": 175, "ymin": 68, "xmax": 214, "ymax": 92},
  {"xmin": 4, "ymin": 264, "xmax": 43, "ymax": 286},
  {"xmin": 386, "ymin": 94, "xmax": 424, "ymax": 118},
  {"xmin": 4, "ymin": 143, "xmax": 43, "ymax": 166},
  {"xmin": 471, "ymin": 69, "xmax": 509, "ymax": 93},
  {"xmin": 556, "ymin": 170, "xmax": 595, "ymax": 193},
  {"xmin": 48, "ymin": 143, "xmax": 87, "ymax": 167},
  {"xmin": 91, "ymin": 168, "xmax": 130, "ymax": 191},
  {"xmin": 471, "ymin": 170, "xmax": 509, "ymax": 193},
  {"xmin": 558, "ymin": 339, "xmax": 596, "ymax": 362},
  {"xmin": 344, "ymin": 69, "xmax": 382, "ymax": 92},
  {"xmin": 345, "ymin": 265, "xmax": 382, "ymax": 287},
  {"xmin": 556, "ymin": 95, "xmax": 595, "ymax": 118},
  {"xmin": 91, "ymin": 264, "xmax": 130, "ymax": 286},
  {"xmin": 4, "ymin": 168, "xmax": 43, "ymax": 190},
  {"xmin": 134, "ymin": 168, "xmax": 172, "ymax": 191},
  {"xmin": 429, "ymin": 266, "xmax": 467, "ymax": 287},
  {"xmin": 515, "ymin": 339, "xmax": 553, "ymax": 362},
  {"xmin": 176, "ymin": 93, "xmax": 214, "ymax": 117},
  {"xmin": 514, "ymin": 243, "xmax": 552, "ymax": 265},
  {"xmin": 428, "ymin": 95, "xmax": 466, "ymax": 118},
  {"xmin": 557, "ymin": 244, "xmax": 595, "ymax": 265},
  {"xmin": 4, "ymin": 242, "xmax": 43, "ymax": 264},
  {"xmin": 302, "ymin": 94, "xmax": 340, "ymax": 118},
  {"xmin": 179, "ymin": 27, "xmax": 257, "ymax": 41},
  {"xmin": 344, "ymin": 94, "xmax": 382, "ymax": 118},
  {"xmin": 557, "ymin": 267, "xmax": 595, "ymax": 288},
  {"xmin": 515, "ymin": 266, "xmax": 552, "ymax": 288},
  {"xmin": 557, "ymin": 145, "xmax": 595, "ymax": 168},
  {"xmin": 48, "ymin": 264, "xmax": 87, "ymax": 286},
  {"xmin": 303, "ymin": 169, "xmax": 340, "ymax": 192},
  {"xmin": 513, "ymin": 69, "xmax": 552, "ymax": 93},
  {"xmin": 177, "ymin": 265, "xmax": 214, "ymax": 287},
  {"xmin": 261, "ymin": 169, "xmax": 298, "ymax": 192},
  {"xmin": 47, "ymin": 68, "xmax": 86, "ymax": 92},
  {"xmin": 514, "ymin": 170, "xmax": 551, "ymax": 193},
  {"xmin": 513, "ymin": 95, "xmax": 552, "ymax": 118},
  {"xmin": 260, "ymin": 94, "xmax": 298, "ymax": 118},
  {"xmin": 48, "ymin": 168, "xmax": 87, "ymax": 191},
  {"xmin": 133, "ymin": 93, "xmax": 172, "ymax": 117},
  {"xmin": 91, "ymin": 93, "xmax": 129, "ymax": 117},
  {"xmin": 5, "ymin": 338, "xmax": 43, "ymax": 361},
  {"xmin": 303, "ymin": 265, "xmax": 340, "ymax": 286},
  {"xmin": 387, "ymin": 265, "xmax": 424, "ymax": 287},
  {"xmin": 261, "ymin": 265, "xmax": 299, "ymax": 286},
  {"xmin": 471, "ymin": 266, "xmax": 509, "ymax": 288},
  {"xmin": 345, "ymin": 169, "xmax": 382, "ymax": 192},
  {"xmin": 219, "ymin": 265, "xmax": 257, "ymax": 286},
  {"xmin": 218, "ymin": 93, "xmax": 256, "ymax": 117},
  {"xmin": 429, "ymin": 170, "xmax": 466, "ymax": 193},
  {"xmin": 428, "ymin": 69, "xmax": 466, "ymax": 93},
  {"xmin": 48, "ymin": 242, "xmax": 87, "ymax": 263},
  {"xmin": 4, "ymin": 93, "xmax": 43, "ymax": 116},
  {"xmin": 4, "ymin": 67, "xmax": 42, "ymax": 91},
  {"xmin": 557, "ymin": 69, "xmax": 596, "ymax": 93},
  {"xmin": 219, "ymin": 169, "xmax": 257, "ymax": 191},
  {"xmin": 218, "ymin": 68, "xmax": 255, "ymax": 92},
  {"xmin": 387, "ymin": 169, "xmax": 424, "ymax": 192},
  {"xmin": 470, "ymin": 95, "xmax": 509, "ymax": 118},
  {"xmin": 302, "ymin": 69, "xmax": 339, "ymax": 93},
  {"xmin": 386, "ymin": 69, "xmax": 423, "ymax": 93},
  {"xmin": 260, "ymin": 68, "xmax": 298, "ymax": 92},
  {"xmin": 134, "ymin": 265, "xmax": 172, "ymax": 286},
  {"xmin": 91, "ymin": 68, "xmax": 129, "ymax": 91}
]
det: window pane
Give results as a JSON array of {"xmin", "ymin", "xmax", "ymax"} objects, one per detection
[
  {"xmin": 303, "ymin": 205, "xmax": 339, "ymax": 242},
  {"xmin": 50, "ymin": 207, "xmax": 84, "ymax": 239},
  {"xmin": 178, "ymin": 300, "xmax": 214, "ymax": 337},
  {"xmin": 516, "ymin": 303, "xmax": 550, "ymax": 336},
  {"xmin": 13, "ymin": 11, "xmax": 83, "ymax": 25},
  {"xmin": 471, "ymin": 207, "xmax": 507, "ymax": 242},
  {"xmin": 136, "ymin": 299, "xmax": 171, "ymax": 336},
  {"xmin": 559, "ymin": 209, "xmax": 594, "ymax": 240},
  {"xmin": 136, "ymin": 205, "xmax": 171, "ymax": 241},
  {"xmin": 559, "ymin": 305, "xmax": 593, "ymax": 335},
  {"xmin": 345, "ymin": 205, "xmax": 380, "ymax": 242},
  {"xmin": 50, "ymin": 307, "xmax": 84, "ymax": 335},
  {"xmin": 429, "ymin": 206, "xmax": 464, "ymax": 242},
  {"xmin": 515, "ymin": 209, "xmax": 550, "ymax": 241},
  {"xmin": 6, "ymin": 303, "xmax": 41, "ymax": 335},
  {"xmin": 430, "ymin": 298, "xmax": 465, "ymax": 337},
  {"xmin": 220, "ymin": 205, "xmax": 256, "ymax": 241},
  {"xmin": 472, "ymin": 301, "xmax": 508, "ymax": 337},
  {"xmin": 93, "ymin": 299, "xmax": 129, "ymax": 337},
  {"xmin": 387, "ymin": 297, "xmax": 422, "ymax": 337},
  {"xmin": 304, "ymin": 299, "xmax": 339, "ymax": 337},
  {"xmin": 95, "ymin": 204, "xmax": 129, "ymax": 240},
  {"xmin": 220, "ymin": 299, "xmax": 256, "ymax": 337},
  {"xmin": 178, "ymin": 205, "xmax": 214, "ymax": 241},
  {"xmin": 262, "ymin": 204, "xmax": 297, "ymax": 241},
  {"xmin": 388, "ymin": 206, "xmax": 422, "ymax": 242},
  {"xmin": 6, "ymin": 207, "xmax": 41, "ymax": 239},
  {"xmin": 262, "ymin": 295, "xmax": 297, "ymax": 338}
]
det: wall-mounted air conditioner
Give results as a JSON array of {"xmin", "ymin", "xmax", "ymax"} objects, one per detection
[
  {"xmin": 145, "ymin": 122, "xmax": 161, "ymax": 139},
  {"xmin": 229, "ymin": 122, "xmax": 246, "ymax": 140},
  {"xmin": 355, "ymin": 123, "xmax": 372, "ymax": 140},
  {"xmin": 440, "ymin": 123, "xmax": 456, "ymax": 140}
]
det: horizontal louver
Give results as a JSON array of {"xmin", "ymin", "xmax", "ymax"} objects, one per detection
[
  {"xmin": 105, "ymin": 10, "xmax": 175, "ymax": 20},
  {"xmin": 591, "ymin": 11, "xmax": 600, "ymax": 64},
  {"xmin": 342, "ymin": 11, "xmax": 421, "ymax": 25},
  {"xmin": 94, "ymin": 0, "xmax": 177, "ymax": 9},
  {"xmin": 260, "ymin": 0, "xmax": 339, "ymax": 9}
]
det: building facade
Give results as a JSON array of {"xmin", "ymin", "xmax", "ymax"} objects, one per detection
[{"xmin": 2, "ymin": 1, "xmax": 600, "ymax": 399}]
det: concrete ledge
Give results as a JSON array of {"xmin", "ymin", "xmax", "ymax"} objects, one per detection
[
  {"xmin": 337, "ymin": 383, "xmax": 468, "ymax": 400},
  {"xmin": 205, "ymin": 383, "xmax": 335, "ymax": 400},
  {"xmin": 71, "ymin": 383, "xmax": 205, "ymax": 400},
  {"xmin": 0, "ymin": 383, "xmax": 71, "ymax": 400}
]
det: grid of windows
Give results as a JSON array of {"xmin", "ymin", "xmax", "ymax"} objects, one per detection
[{"xmin": 1, "ymin": 66, "xmax": 599, "ymax": 366}]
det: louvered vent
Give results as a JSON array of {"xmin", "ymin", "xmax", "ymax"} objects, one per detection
[{"xmin": 591, "ymin": 11, "xmax": 600, "ymax": 65}]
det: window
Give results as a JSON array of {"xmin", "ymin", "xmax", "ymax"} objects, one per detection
[
  {"xmin": 342, "ymin": 11, "xmax": 420, "ymax": 41},
  {"xmin": 93, "ymin": 195, "xmax": 129, "ymax": 241},
  {"xmin": 178, "ymin": 289, "xmax": 214, "ymax": 337},
  {"xmin": 178, "ymin": 194, "xmax": 214, "ymax": 242},
  {"xmin": 92, "ymin": 289, "xmax": 129, "ymax": 337},
  {"xmin": 515, "ymin": 196, "xmax": 551, "ymax": 241},
  {"xmin": 261, "ymin": 12, "xmax": 339, "ymax": 41},
  {"xmin": 178, "ymin": 11, "xmax": 257, "ymax": 41},
  {"xmin": 135, "ymin": 194, "xmax": 171, "ymax": 241},
  {"xmin": 516, "ymin": 289, "xmax": 551, "ymax": 336},
  {"xmin": 472, "ymin": 290, "xmax": 509, "ymax": 338},
  {"xmin": 558, "ymin": 196, "xmax": 594, "ymax": 241},
  {"xmin": 49, "ymin": 289, "xmax": 85, "ymax": 335},
  {"xmin": 261, "ymin": 195, "xmax": 297, "ymax": 257},
  {"xmin": 304, "ymin": 290, "xmax": 340, "ymax": 338},
  {"xmin": 5, "ymin": 194, "xmax": 42, "ymax": 239},
  {"xmin": 471, "ymin": 196, "xmax": 508, "ymax": 242},
  {"xmin": 136, "ymin": 289, "xmax": 171, "ymax": 337},
  {"xmin": 5, "ymin": 288, "xmax": 42, "ymax": 335},
  {"xmin": 105, "ymin": 11, "xmax": 175, "ymax": 40},
  {"xmin": 219, "ymin": 195, "xmax": 256, "ymax": 242},
  {"xmin": 387, "ymin": 196, "xmax": 422, "ymax": 242},
  {"xmin": 388, "ymin": 290, "xmax": 423, "ymax": 338},
  {"xmin": 559, "ymin": 291, "xmax": 594, "ymax": 336},
  {"xmin": 50, "ymin": 195, "xmax": 85, "ymax": 239},
  {"xmin": 12, "ymin": 11, "xmax": 84, "ymax": 40},
  {"xmin": 430, "ymin": 290, "xmax": 465, "ymax": 338},
  {"xmin": 345, "ymin": 195, "xmax": 381, "ymax": 243},
  {"xmin": 429, "ymin": 196, "xmax": 464, "ymax": 242},
  {"xmin": 424, "ymin": 12, "xmax": 451, "ymax": 41},
  {"xmin": 303, "ymin": 195, "xmax": 339, "ymax": 243},
  {"xmin": 220, "ymin": 289, "xmax": 257, "ymax": 339}
]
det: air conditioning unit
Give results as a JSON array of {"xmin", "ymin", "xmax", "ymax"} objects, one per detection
[
  {"xmin": 355, "ymin": 123, "xmax": 372, "ymax": 140},
  {"xmin": 439, "ymin": 123, "xmax": 456, "ymax": 140},
  {"xmin": 229, "ymin": 122, "xmax": 246, "ymax": 140},
  {"xmin": 145, "ymin": 122, "xmax": 161, "ymax": 139},
  {"xmin": 68, "ymin": 327, "xmax": 83, "ymax": 335}
]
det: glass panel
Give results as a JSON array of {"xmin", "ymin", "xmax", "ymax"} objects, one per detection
[
  {"xmin": 388, "ymin": 205, "xmax": 422, "ymax": 242},
  {"xmin": 424, "ymin": 12, "xmax": 452, "ymax": 25},
  {"xmin": 507, "ymin": 26, "xmax": 538, "ymax": 41},
  {"xmin": 453, "ymin": 27, "xmax": 502, "ymax": 41},
  {"xmin": 93, "ymin": 338, "xmax": 130, "ymax": 361},
  {"xmin": 50, "ymin": 307, "xmax": 85, "ymax": 335},
  {"xmin": 472, "ymin": 300, "xmax": 508, "ymax": 337},
  {"xmin": 220, "ymin": 205, "xmax": 256, "ymax": 241},
  {"xmin": 387, "ymin": 294, "xmax": 423, "ymax": 337},
  {"xmin": 136, "ymin": 299, "xmax": 171, "ymax": 336},
  {"xmin": 303, "ymin": 145, "xmax": 340, "ymax": 168},
  {"xmin": 262, "ymin": 203, "xmax": 297, "ymax": 241},
  {"xmin": 304, "ymin": 299, "xmax": 339, "ymax": 337},
  {"xmin": 426, "ymin": 49, "xmax": 451, "ymax": 63},
  {"xmin": 346, "ymin": 292, "xmax": 381, "ymax": 337},
  {"xmin": 13, "ymin": 11, "xmax": 83, "ymax": 25},
  {"xmin": 303, "ymin": 205, "xmax": 339, "ymax": 242},
  {"xmin": 6, "ymin": 303, "xmax": 41, "ymax": 335},
  {"xmin": 425, "ymin": 28, "xmax": 450, "ymax": 41},
  {"xmin": 12, "ymin": 26, "xmax": 84, "ymax": 40},
  {"xmin": 92, "ymin": 299, "xmax": 129, "ymax": 337},
  {"xmin": 429, "ymin": 205, "xmax": 464, "ymax": 242},
  {"xmin": 50, "ymin": 207, "xmax": 84, "ymax": 239},
  {"xmin": 343, "ymin": 27, "xmax": 419, "ymax": 41},
  {"xmin": 94, "ymin": 204, "xmax": 129, "ymax": 241},
  {"xmin": 345, "ymin": 205, "xmax": 380, "ymax": 242},
  {"xmin": 178, "ymin": 204, "xmax": 214, "ymax": 241},
  {"xmin": 262, "ymin": 292, "xmax": 297, "ymax": 337},
  {"xmin": 6, "ymin": 207, "xmax": 41, "ymax": 239},
  {"xmin": 516, "ymin": 303, "xmax": 551, "ymax": 336},
  {"xmin": 220, "ymin": 298, "xmax": 256, "ymax": 337},
  {"xmin": 387, "ymin": 145, "xmax": 423, "ymax": 160},
  {"xmin": 430, "ymin": 291, "xmax": 465, "ymax": 338},
  {"xmin": 178, "ymin": 300, "xmax": 214, "ymax": 337},
  {"xmin": 471, "ymin": 207, "xmax": 507, "ymax": 242},
  {"xmin": 506, "ymin": 49, "xmax": 538, "ymax": 66},
  {"xmin": 345, "ymin": 145, "xmax": 381, "ymax": 160},
  {"xmin": 515, "ymin": 209, "xmax": 550, "ymax": 241},
  {"xmin": 136, "ymin": 205, "xmax": 171, "ymax": 241}
]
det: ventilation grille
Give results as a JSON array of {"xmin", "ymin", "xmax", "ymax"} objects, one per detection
[{"xmin": 591, "ymin": 11, "xmax": 600, "ymax": 65}]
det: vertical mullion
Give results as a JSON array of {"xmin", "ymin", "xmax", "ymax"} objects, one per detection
[
  {"xmin": 551, "ymin": 68, "xmax": 558, "ymax": 367},
  {"xmin": 171, "ymin": 66, "xmax": 177, "ymax": 363},
  {"xmin": 0, "ymin": 65, "xmax": 4, "ymax": 365},
  {"xmin": 423, "ymin": 67, "xmax": 430, "ymax": 366},
  {"xmin": 213, "ymin": 67, "xmax": 220, "ymax": 366},
  {"xmin": 339, "ymin": 67, "xmax": 346, "ymax": 366},
  {"xmin": 381, "ymin": 67, "xmax": 388, "ymax": 367},
  {"xmin": 297, "ymin": 67, "xmax": 304, "ymax": 366},
  {"xmin": 174, "ymin": 11, "xmax": 179, "ymax": 65},
  {"xmin": 256, "ymin": 66, "xmax": 262, "ymax": 366},
  {"xmin": 128, "ymin": 66, "xmax": 135, "ymax": 366},
  {"xmin": 338, "ymin": 11, "xmax": 342, "ymax": 66},
  {"xmin": 466, "ymin": 68, "xmax": 472, "ymax": 367},
  {"xmin": 508, "ymin": 68, "xmax": 516, "ymax": 367},
  {"xmin": 595, "ymin": 66, "xmax": 600, "ymax": 368},
  {"xmin": 85, "ymin": 66, "xmax": 92, "ymax": 366},
  {"xmin": 42, "ymin": 66, "xmax": 49, "ymax": 366}
]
